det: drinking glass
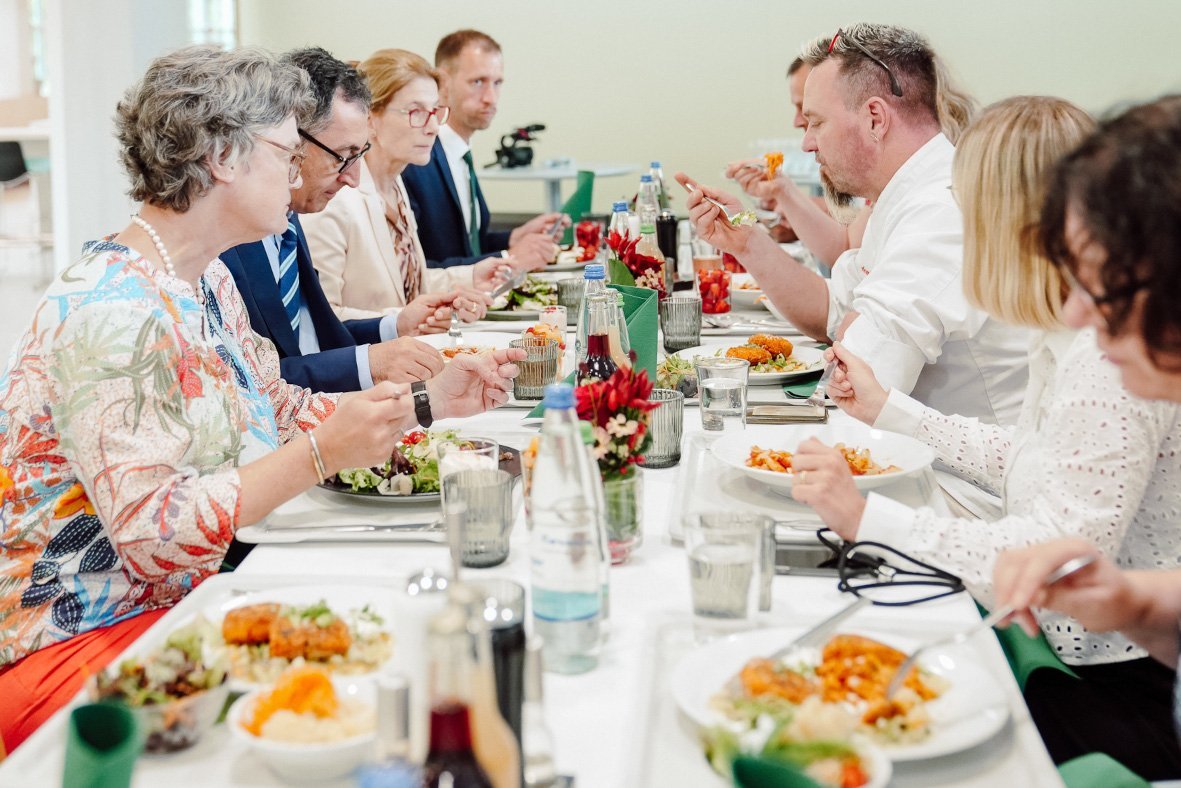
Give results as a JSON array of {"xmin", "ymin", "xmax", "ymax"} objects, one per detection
[
  {"xmin": 659, "ymin": 294, "xmax": 702, "ymax": 354},
  {"xmin": 639, "ymin": 389, "xmax": 684, "ymax": 469},
  {"xmin": 683, "ymin": 513, "xmax": 767, "ymax": 640},
  {"xmin": 509, "ymin": 338, "xmax": 561, "ymax": 400},
  {"xmin": 442, "ymin": 468, "xmax": 516, "ymax": 568},
  {"xmin": 467, "ymin": 579, "xmax": 527, "ymax": 748},
  {"xmin": 438, "ymin": 437, "xmax": 499, "ymax": 515},
  {"xmin": 694, "ymin": 357, "xmax": 749, "ymax": 433},
  {"xmin": 539, "ymin": 306, "xmax": 569, "ymax": 381},
  {"xmin": 556, "ymin": 277, "xmax": 585, "ymax": 313}
]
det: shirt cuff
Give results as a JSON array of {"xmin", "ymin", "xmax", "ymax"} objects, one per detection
[
  {"xmin": 355, "ymin": 344, "xmax": 375, "ymax": 390},
  {"xmin": 872, "ymin": 388, "xmax": 926, "ymax": 437},
  {"xmin": 379, "ymin": 313, "xmax": 399, "ymax": 341},
  {"xmin": 856, "ymin": 493, "xmax": 918, "ymax": 546},
  {"xmin": 840, "ymin": 317, "xmax": 927, "ymax": 395}
]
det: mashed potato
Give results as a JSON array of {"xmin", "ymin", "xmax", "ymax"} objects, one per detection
[{"xmin": 259, "ymin": 698, "xmax": 375, "ymax": 743}]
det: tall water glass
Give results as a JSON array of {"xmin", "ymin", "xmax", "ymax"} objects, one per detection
[
  {"xmin": 683, "ymin": 513, "xmax": 765, "ymax": 640},
  {"xmin": 659, "ymin": 294, "xmax": 702, "ymax": 354},
  {"xmin": 694, "ymin": 357, "xmax": 749, "ymax": 433}
]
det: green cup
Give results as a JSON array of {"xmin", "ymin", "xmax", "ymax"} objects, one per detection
[{"xmin": 62, "ymin": 703, "xmax": 142, "ymax": 788}]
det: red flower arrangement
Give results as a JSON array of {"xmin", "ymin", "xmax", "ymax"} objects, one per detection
[
  {"xmin": 606, "ymin": 230, "xmax": 667, "ymax": 297},
  {"xmin": 574, "ymin": 365, "xmax": 658, "ymax": 481}
]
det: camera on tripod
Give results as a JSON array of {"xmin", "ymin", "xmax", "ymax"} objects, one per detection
[{"xmin": 491, "ymin": 124, "xmax": 545, "ymax": 169}]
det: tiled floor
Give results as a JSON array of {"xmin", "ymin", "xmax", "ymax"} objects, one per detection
[{"xmin": 0, "ymin": 183, "xmax": 52, "ymax": 362}]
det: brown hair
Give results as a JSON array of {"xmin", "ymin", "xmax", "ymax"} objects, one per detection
[
  {"xmin": 357, "ymin": 49, "xmax": 441, "ymax": 115},
  {"xmin": 1040, "ymin": 95, "xmax": 1181, "ymax": 362},
  {"xmin": 801, "ymin": 23, "xmax": 939, "ymax": 130},
  {"xmin": 435, "ymin": 29, "xmax": 501, "ymax": 70},
  {"xmin": 956, "ymin": 96, "xmax": 1094, "ymax": 329}
]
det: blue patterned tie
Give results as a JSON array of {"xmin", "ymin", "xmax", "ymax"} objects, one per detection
[{"xmin": 277, "ymin": 218, "xmax": 301, "ymax": 335}]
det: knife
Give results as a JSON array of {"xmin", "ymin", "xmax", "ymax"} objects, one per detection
[
  {"xmin": 768, "ymin": 597, "xmax": 870, "ymax": 660},
  {"xmin": 489, "ymin": 270, "xmax": 526, "ymax": 300}
]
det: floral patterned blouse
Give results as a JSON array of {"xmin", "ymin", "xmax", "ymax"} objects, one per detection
[{"xmin": 0, "ymin": 241, "xmax": 336, "ymax": 666}]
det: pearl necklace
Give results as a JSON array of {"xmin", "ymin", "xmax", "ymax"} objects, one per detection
[
  {"xmin": 131, "ymin": 213, "xmax": 205, "ymax": 306},
  {"xmin": 130, "ymin": 213, "xmax": 176, "ymax": 277}
]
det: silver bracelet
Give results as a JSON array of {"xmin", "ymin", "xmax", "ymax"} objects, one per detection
[{"xmin": 307, "ymin": 430, "xmax": 328, "ymax": 481}]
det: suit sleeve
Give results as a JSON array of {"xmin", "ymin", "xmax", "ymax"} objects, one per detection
[
  {"xmin": 343, "ymin": 317, "xmax": 383, "ymax": 345},
  {"xmin": 278, "ymin": 348, "xmax": 363, "ymax": 393}
]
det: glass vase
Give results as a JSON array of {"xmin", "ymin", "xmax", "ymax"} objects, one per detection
[{"xmin": 603, "ymin": 470, "xmax": 642, "ymax": 564}]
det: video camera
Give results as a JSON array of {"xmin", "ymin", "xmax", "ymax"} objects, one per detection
[{"xmin": 490, "ymin": 124, "xmax": 545, "ymax": 169}]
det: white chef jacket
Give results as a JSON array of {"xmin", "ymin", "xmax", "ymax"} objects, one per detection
[{"xmin": 827, "ymin": 133, "xmax": 1030, "ymax": 429}]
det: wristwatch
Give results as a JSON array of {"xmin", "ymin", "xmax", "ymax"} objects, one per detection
[{"xmin": 411, "ymin": 381, "xmax": 433, "ymax": 428}]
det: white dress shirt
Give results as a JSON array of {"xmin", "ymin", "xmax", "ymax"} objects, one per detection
[
  {"xmin": 828, "ymin": 133, "xmax": 1030, "ymax": 428},
  {"xmin": 438, "ymin": 124, "xmax": 478, "ymax": 236},
  {"xmin": 861, "ymin": 328, "xmax": 1181, "ymax": 666},
  {"xmin": 261, "ymin": 232, "xmax": 398, "ymax": 390}
]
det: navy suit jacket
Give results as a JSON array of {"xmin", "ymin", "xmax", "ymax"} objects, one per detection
[
  {"xmin": 401, "ymin": 138, "xmax": 512, "ymax": 269},
  {"xmin": 220, "ymin": 213, "xmax": 383, "ymax": 393}
]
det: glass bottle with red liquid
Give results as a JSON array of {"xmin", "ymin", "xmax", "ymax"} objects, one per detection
[
  {"xmin": 423, "ymin": 601, "xmax": 494, "ymax": 788},
  {"xmin": 577, "ymin": 294, "xmax": 618, "ymax": 385}
]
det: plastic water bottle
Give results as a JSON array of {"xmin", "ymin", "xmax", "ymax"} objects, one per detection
[
  {"xmin": 575, "ymin": 264, "xmax": 608, "ymax": 364},
  {"xmin": 529, "ymin": 384, "xmax": 604, "ymax": 674},
  {"xmin": 648, "ymin": 161, "xmax": 669, "ymax": 210}
]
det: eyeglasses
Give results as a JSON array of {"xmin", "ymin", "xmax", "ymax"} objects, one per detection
[
  {"xmin": 386, "ymin": 105, "xmax": 451, "ymax": 129},
  {"xmin": 255, "ymin": 135, "xmax": 306, "ymax": 184},
  {"xmin": 816, "ymin": 530, "xmax": 965, "ymax": 606},
  {"xmin": 1060, "ymin": 264, "xmax": 1149, "ymax": 332},
  {"xmin": 828, "ymin": 28, "xmax": 904, "ymax": 98},
  {"xmin": 297, "ymin": 129, "xmax": 371, "ymax": 175}
]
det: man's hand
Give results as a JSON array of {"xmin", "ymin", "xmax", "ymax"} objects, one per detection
[
  {"xmin": 510, "ymin": 212, "xmax": 569, "ymax": 246},
  {"xmin": 725, "ymin": 160, "xmax": 786, "ymax": 206},
  {"xmin": 505, "ymin": 233, "xmax": 559, "ymax": 270},
  {"xmin": 427, "ymin": 347, "xmax": 525, "ymax": 418},
  {"xmin": 674, "ymin": 172, "xmax": 755, "ymax": 256},
  {"xmin": 789, "ymin": 437, "xmax": 867, "ymax": 539},
  {"xmin": 368, "ymin": 337, "xmax": 444, "ymax": 383}
]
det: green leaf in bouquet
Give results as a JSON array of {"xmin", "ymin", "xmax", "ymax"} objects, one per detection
[{"xmin": 607, "ymin": 257, "xmax": 635, "ymax": 287}]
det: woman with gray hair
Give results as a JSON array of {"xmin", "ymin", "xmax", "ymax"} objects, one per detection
[{"xmin": 0, "ymin": 45, "xmax": 522, "ymax": 750}]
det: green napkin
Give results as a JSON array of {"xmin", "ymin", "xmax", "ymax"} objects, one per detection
[
  {"xmin": 783, "ymin": 377, "xmax": 820, "ymax": 399},
  {"xmin": 731, "ymin": 755, "xmax": 822, "ymax": 788},
  {"xmin": 559, "ymin": 170, "xmax": 595, "ymax": 246},
  {"xmin": 1059, "ymin": 753, "xmax": 1150, "ymax": 788},
  {"xmin": 524, "ymin": 284, "xmax": 657, "ymax": 418},
  {"xmin": 63, "ymin": 703, "xmax": 142, "ymax": 788},
  {"xmin": 977, "ymin": 602, "xmax": 1078, "ymax": 690}
]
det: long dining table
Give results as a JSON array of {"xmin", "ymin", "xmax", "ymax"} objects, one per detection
[{"xmin": 0, "ymin": 313, "xmax": 1064, "ymax": 787}]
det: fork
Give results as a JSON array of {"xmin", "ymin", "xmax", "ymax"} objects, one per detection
[
  {"xmin": 805, "ymin": 357, "xmax": 837, "ymax": 410},
  {"xmin": 883, "ymin": 554, "xmax": 1098, "ymax": 698},
  {"xmin": 678, "ymin": 179, "xmax": 741, "ymax": 225},
  {"xmin": 448, "ymin": 309, "xmax": 463, "ymax": 348}
]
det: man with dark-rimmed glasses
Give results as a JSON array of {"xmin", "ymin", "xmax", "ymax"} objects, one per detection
[{"xmin": 220, "ymin": 47, "xmax": 451, "ymax": 396}]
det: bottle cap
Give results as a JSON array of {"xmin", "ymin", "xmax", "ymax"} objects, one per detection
[
  {"xmin": 583, "ymin": 263, "xmax": 606, "ymax": 280},
  {"xmin": 542, "ymin": 383, "xmax": 574, "ymax": 409},
  {"xmin": 612, "ymin": 201, "xmax": 628, "ymax": 212},
  {"xmin": 650, "ymin": 160, "xmax": 661, "ymax": 168},
  {"xmin": 640, "ymin": 174, "xmax": 653, "ymax": 183}
]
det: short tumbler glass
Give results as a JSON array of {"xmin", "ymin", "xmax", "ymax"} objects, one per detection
[
  {"xmin": 510, "ymin": 338, "xmax": 561, "ymax": 400},
  {"xmin": 694, "ymin": 357, "xmax": 749, "ymax": 433},
  {"xmin": 659, "ymin": 294, "xmax": 703, "ymax": 354},
  {"xmin": 556, "ymin": 277, "xmax": 586, "ymax": 313},
  {"xmin": 639, "ymin": 389, "xmax": 684, "ymax": 469},
  {"xmin": 442, "ymin": 468, "xmax": 516, "ymax": 568},
  {"xmin": 683, "ymin": 512, "xmax": 767, "ymax": 639}
]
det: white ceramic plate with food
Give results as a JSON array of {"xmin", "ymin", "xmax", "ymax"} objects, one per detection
[
  {"xmin": 730, "ymin": 273, "xmax": 764, "ymax": 308},
  {"xmin": 711, "ymin": 423, "xmax": 935, "ymax": 495},
  {"xmin": 206, "ymin": 584, "xmax": 398, "ymax": 690},
  {"xmin": 670, "ymin": 626, "xmax": 1010, "ymax": 762},
  {"xmin": 673, "ymin": 341, "xmax": 824, "ymax": 386}
]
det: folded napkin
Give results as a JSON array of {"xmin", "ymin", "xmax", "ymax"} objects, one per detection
[
  {"xmin": 731, "ymin": 755, "xmax": 822, "ymax": 788},
  {"xmin": 63, "ymin": 703, "xmax": 142, "ymax": 788},
  {"xmin": 977, "ymin": 602, "xmax": 1078, "ymax": 690},
  {"xmin": 1058, "ymin": 752, "xmax": 1150, "ymax": 788},
  {"xmin": 783, "ymin": 377, "xmax": 820, "ymax": 399}
]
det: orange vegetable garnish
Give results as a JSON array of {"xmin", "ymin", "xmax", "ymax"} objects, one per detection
[{"xmin": 243, "ymin": 666, "xmax": 338, "ymax": 736}]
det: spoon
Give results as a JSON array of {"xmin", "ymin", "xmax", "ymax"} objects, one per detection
[{"xmin": 883, "ymin": 554, "xmax": 1098, "ymax": 699}]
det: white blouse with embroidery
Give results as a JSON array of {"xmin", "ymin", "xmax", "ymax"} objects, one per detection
[{"xmin": 859, "ymin": 328, "xmax": 1181, "ymax": 665}]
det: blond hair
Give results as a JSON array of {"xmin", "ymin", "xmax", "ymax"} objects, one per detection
[
  {"xmin": 956, "ymin": 96, "xmax": 1094, "ymax": 329},
  {"xmin": 933, "ymin": 55, "xmax": 976, "ymax": 144},
  {"xmin": 357, "ymin": 49, "xmax": 440, "ymax": 115}
]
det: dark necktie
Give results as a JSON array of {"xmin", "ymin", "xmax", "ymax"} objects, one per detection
[
  {"xmin": 276, "ymin": 218, "xmax": 301, "ymax": 334},
  {"xmin": 462, "ymin": 150, "xmax": 481, "ymax": 255}
]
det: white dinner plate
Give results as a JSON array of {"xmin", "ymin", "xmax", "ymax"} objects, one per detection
[
  {"xmin": 673, "ymin": 341, "xmax": 824, "ymax": 386},
  {"xmin": 670, "ymin": 626, "xmax": 1010, "ymax": 762},
  {"xmin": 730, "ymin": 273, "xmax": 764, "ymax": 308},
  {"xmin": 711, "ymin": 423, "xmax": 935, "ymax": 496},
  {"xmin": 206, "ymin": 585, "xmax": 399, "ymax": 691}
]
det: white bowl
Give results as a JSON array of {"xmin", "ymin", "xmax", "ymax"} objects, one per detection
[
  {"xmin": 227, "ymin": 679, "xmax": 377, "ymax": 783},
  {"xmin": 730, "ymin": 273, "xmax": 764, "ymax": 308},
  {"xmin": 711, "ymin": 423, "xmax": 935, "ymax": 496}
]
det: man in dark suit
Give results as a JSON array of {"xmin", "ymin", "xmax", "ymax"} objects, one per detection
[
  {"xmin": 223, "ymin": 48, "xmax": 482, "ymax": 392},
  {"xmin": 402, "ymin": 29, "xmax": 566, "ymax": 271}
]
